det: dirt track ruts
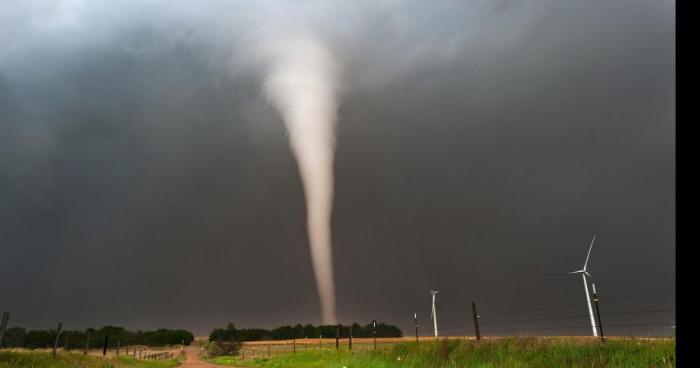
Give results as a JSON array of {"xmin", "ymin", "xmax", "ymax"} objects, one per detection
[{"xmin": 177, "ymin": 346, "xmax": 238, "ymax": 368}]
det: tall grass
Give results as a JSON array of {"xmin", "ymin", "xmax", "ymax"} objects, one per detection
[
  {"xmin": 0, "ymin": 350, "xmax": 182, "ymax": 368},
  {"xmin": 230, "ymin": 337, "xmax": 675, "ymax": 368}
]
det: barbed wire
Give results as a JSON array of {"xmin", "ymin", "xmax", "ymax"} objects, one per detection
[
  {"xmin": 406, "ymin": 306, "xmax": 675, "ymax": 334},
  {"xmin": 8, "ymin": 318, "xmax": 55, "ymax": 329},
  {"xmin": 405, "ymin": 289, "xmax": 676, "ymax": 328}
]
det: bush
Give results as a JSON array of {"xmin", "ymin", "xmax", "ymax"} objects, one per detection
[{"xmin": 206, "ymin": 341, "xmax": 242, "ymax": 357}]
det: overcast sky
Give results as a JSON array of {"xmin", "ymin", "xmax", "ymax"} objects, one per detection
[{"xmin": 0, "ymin": 0, "xmax": 674, "ymax": 337}]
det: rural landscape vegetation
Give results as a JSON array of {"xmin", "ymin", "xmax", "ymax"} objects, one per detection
[{"xmin": 0, "ymin": 0, "xmax": 675, "ymax": 366}]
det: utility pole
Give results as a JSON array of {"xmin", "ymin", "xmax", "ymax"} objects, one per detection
[
  {"xmin": 414, "ymin": 313, "xmax": 419, "ymax": 343},
  {"xmin": 430, "ymin": 290, "xmax": 439, "ymax": 338},
  {"xmin": 0, "ymin": 312, "xmax": 10, "ymax": 350},
  {"xmin": 372, "ymin": 320, "xmax": 377, "ymax": 350},
  {"xmin": 591, "ymin": 282, "xmax": 605, "ymax": 343},
  {"xmin": 52, "ymin": 322, "xmax": 63, "ymax": 356},
  {"xmin": 471, "ymin": 302, "xmax": 481, "ymax": 342}
]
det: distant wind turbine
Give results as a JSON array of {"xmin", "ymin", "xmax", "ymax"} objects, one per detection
[
  {"xmin": 569, "ymin": 235, "xmax": 599, "ymax": 337},
  {"xmin": 429, "ymin": 290, "xmax": 439, "ymax": 338}
]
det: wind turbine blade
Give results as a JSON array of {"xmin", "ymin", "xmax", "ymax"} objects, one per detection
[{"xmin": 583, "ymin": 234, "xmax": 596, "ymax": 271}]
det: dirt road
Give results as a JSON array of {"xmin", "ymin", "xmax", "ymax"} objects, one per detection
[{"xmin": 178, "ymin": 346, "xmax": 238, "ymax": 368}]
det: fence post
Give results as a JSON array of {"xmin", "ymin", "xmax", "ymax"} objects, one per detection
[
  {"xmin": 372, "ymin": 320, "xmax": 377, "ymax": 351},
  {"xmin": 471, "ymin": 302, "xmax": 481, "ymax": 342},
  {"xmin": 84, "ymin": 330, "xmax": 90, "ymax": 355},
  {"xmin": 349, "ymin": 325, "xmax": 352, "ymax": 350},
  {"xmin": 592, "ymin": 283, "xmax": 605, "ymax": 343},
  {"xmin": 336, "ymin": 325, "xmax": 339, "ymax": 349},
  {"xmin": 414, "ymin": 313, "xmax": 419, "ymax": 343},
  {"xmin": 52, "ymin": 322, "xmax": 63, "ymax": 356},
  {"xmin": 102, "ymin": 334, "xmax": 109, "ymax": 356},
  {"xmin": 64, "ymin": 332, "xmax": 70, "ymax": 351},
  {"xmin": 116, "ymin": 339, "xmax": 120, "ymax": 355},
  {"xmin": 0, "ymin": 312, "xmax": 10, "ymax": 350},
  {"xmin": 293, "ymin": 338, "xmax": 296, "ymax": 354}
]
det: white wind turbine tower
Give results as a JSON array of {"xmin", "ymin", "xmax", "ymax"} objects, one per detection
[
  {"xmin": 569, "ymin": 235, "xmax": 599, "ymax": 337},
  {"xmin": 429, "ymin": 290, "xmax": 439, "ymax": 338}
]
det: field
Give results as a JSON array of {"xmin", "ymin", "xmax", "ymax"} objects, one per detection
[
  {"xmin": 0, "ymin": 350, "xmax": 183, "ymax": 368},
  {"xmin": 211, "ymin": 337, "xmax": 675, "ymax": 368}
]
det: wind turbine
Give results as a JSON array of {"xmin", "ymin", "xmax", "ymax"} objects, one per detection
[
  {"xmin": 569, "ymin": 235, "xmax": 599, "ymax": 337},
  {"xmin": 429, "ymin": 290, "xmax": 439, "ymax": 338}
]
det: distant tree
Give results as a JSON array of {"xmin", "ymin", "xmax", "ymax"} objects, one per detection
[
  {"xmin": 209, "ymin": 323, "xmax": 238, "ymax": 342},
  {"xmin": 303, "ymin": 324, "xmax": 315, "ymax": 338},
  {"xmin": 272, "ymin": 325, "xmax": 293, "ymax": 340},
  {"xmin": 3, "ymin": 327, "xmax": 26, "ymax": 348},
  {"xmin": 207, "ymin": 321, "xmax": 402, "ymax": 342},
  {"xmin": 293, "ymin": 324, "xmax": 304, "ymax": 338}
]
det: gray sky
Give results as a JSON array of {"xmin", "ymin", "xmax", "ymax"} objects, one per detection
[{"xmin": 0, "ymin": 0, "xmax": 674, "ymax": 337}]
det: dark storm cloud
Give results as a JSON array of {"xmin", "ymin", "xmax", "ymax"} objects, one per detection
[{"xmin": 1, "ymin": 0, "xmax": 673, "ymax": 336}]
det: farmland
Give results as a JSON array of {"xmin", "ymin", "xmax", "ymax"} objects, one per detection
[
  {"xmin": 211, "ymin": 337, "xmax": 675, "ymax": 368},
  {"xmin": 0, "ymin": 350, "xmax": 183, "ymax": 368}
]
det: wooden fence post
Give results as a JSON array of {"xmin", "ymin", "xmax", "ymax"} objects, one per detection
[
  {"xmin": 84, "ymin": 330, "xmax": 90, "ymax": 355},
  {"xmin": 52, "ymin": 322, "xmax": 63, "ymax": 356},
  {"xmin": 102, "ymin": 334, "xmax": 109, "ymax": 356},
  {"xmin": 0, "ymin": 312, "xmax": 10, "ymax": 350},
  {"xmin": 471, "ymin": 302, "xmax": 481, "ymax": 342}
]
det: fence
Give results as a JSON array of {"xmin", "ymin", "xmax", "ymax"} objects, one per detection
[
  {"xmin": 0, "ymin": 313, "xmax": 182, "ymax": 361},
  {"xmin": 238, "ymin": 338, "xmax": 403, "ymax": 360},
  {"xmin": 0, "ymin": 288, "xmax": 675, "ymax": 362}
]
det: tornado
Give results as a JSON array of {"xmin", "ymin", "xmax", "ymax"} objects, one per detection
[{"xmin": 262, "ymin": 33, "xmax": 340, "ymax": 324}]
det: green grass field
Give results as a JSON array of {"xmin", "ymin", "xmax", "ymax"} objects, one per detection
[
  {"xmin": 214, "ymin": 338, "xmax": 676, "ymax": 368},
  {"xmin": 0, "ymin": 350, "xmax": 182, "ymax": 368}
]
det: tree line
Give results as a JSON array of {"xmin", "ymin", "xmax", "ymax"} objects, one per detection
[
  {"xmin": 1, "ymin": 325, "xmax": 194, "ymax": 349},
  {"xmin": 209, "ymin": 322, "xmax": 402, "ymax": 342}
]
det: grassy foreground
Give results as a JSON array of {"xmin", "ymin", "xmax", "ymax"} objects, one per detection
[
  {"xmin": 222, "ymin": 338, "xmax": 676, "ymax": 368},
  {"xmin": 0, "ymin": 350, "xmax": 182, "ymax": 368}
]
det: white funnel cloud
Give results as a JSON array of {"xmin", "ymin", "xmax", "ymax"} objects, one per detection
[{"xmin": 262, "ymin": 32, "xmax": 340, "ymax": 324}]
